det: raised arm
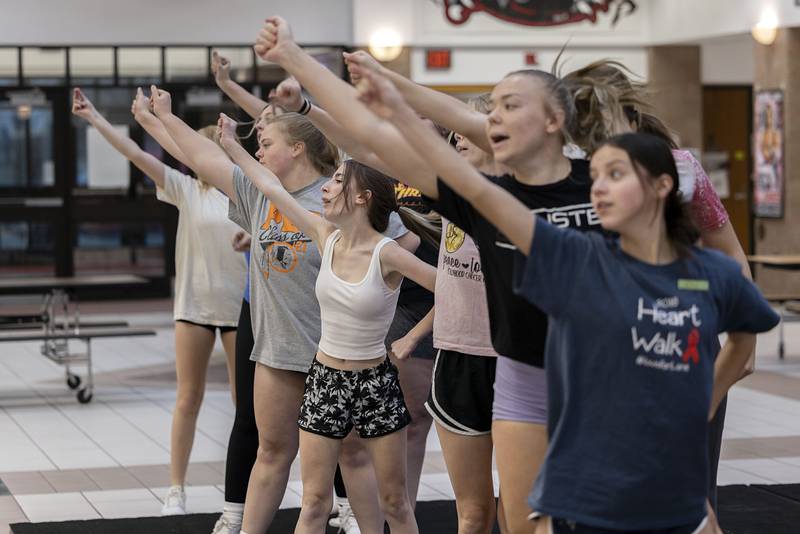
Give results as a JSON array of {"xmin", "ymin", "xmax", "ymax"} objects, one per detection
[
  {"xmin": 149, "ymin": 85, "xmax": 236, "ymax": 199},
  {"xmin": 359, "ymin": 68, "xmax": 537, "ymax": 255},
  {"xmin": 212, "ymin": 51, "xmax": 269, "ymax": 119},
  {"xmin": 254, "ymin": 17, "xmax": 438, "ymax": 198},
  {"xmin": 270, "ymin": 77, "xmax": 390, "ymax": 173},
  {"xmin": 72, "ymin": 88, "xmax": 165, "ymax": 188},
  {"xmin": 217, "ymin": 113, "xmax": 332, "ymax": 247},
  {"xmin": 344, "ymin": 50, "xmax": 491, "ymax": 153},
  {"xmin": 130, "ymin": 88, "xmax": 193, "ymax": 169}
]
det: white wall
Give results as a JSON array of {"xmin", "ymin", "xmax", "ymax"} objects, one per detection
[
  {"xmin": 649, "ymin": 0, "xmax": 800, "ymax": 44},
  {"xmin": 411, "ymin": 47, "xmax": 648, "ymax": 85},
  {"xmin": 0, "ymin": 0, "xmax": 352, "ymax": 45},
  {"xmin": 701, "ymin": 34, "xmax": 755, "ymax": 85}
]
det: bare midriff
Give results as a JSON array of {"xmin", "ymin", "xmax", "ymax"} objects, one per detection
[{"xmin": 316, "ymin": 349, "xmax": 386, "ymax": 371}]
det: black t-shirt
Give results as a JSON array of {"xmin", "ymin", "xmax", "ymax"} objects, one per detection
[
  {"xmin": 426, "ymin": 159, "xmax": 600, "ymax": 367},
  {"xmin": 395, "ymin": 182, "xmax": 438, "ymax": 307}
]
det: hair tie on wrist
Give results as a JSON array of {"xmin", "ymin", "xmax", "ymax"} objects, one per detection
[{"xmin": 297, "ymin": 97, "xmax": 311, "ymax": 115}]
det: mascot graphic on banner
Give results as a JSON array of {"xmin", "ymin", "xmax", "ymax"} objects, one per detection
[{"xmin": 441, "ymin": 0, "xmax": 637, "ymax": 27}]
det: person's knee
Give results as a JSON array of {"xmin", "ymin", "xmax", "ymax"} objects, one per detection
[
  {"xmin": 175, "ymin": 388, "xmax": 204, "ymax": 416},
  {"xmin": 459, "ymin": 500, "xmax": 496, "ymax": 533},
  {"xmin": 255, "ymin": 435, "xmax": 295, "ymax": 467},
  {"xmin": 379, "ymin": 489, "xmax": 413, "ymax": 521},
  {"xmin": 300, "ymin": 491, "xmax": 332, "ymax": 521}
]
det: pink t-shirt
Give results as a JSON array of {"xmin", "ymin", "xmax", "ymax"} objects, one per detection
[
  {"xmin": 672, "ymin": 149, "xmax": 729, "ymax": 232},
  {"xmin": 433, "ymin": 218, "xmax": 499, "ymax": 357}
]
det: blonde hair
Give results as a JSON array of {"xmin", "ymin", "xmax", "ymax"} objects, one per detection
[
  {"xmin": 560, "ymin": 60, "xmax": 678, "ymax": 154},
  {"xmin": 193, "ymin": 125, "xmax": 238, "ymax": 190},
  {"xmin": 265, "ymin": 113, "xmax": 340, "ymax": 176}
]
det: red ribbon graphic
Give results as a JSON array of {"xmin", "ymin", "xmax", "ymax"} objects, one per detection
[{"xmin": 682, "ymin": 328, "xmax": 700, "ymax": 364}]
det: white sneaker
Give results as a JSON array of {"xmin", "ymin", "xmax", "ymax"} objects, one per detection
[
  {"xmin": 161, "ymin": 485, "xmax": 187, "ymax": 516},
  {"xmin": 211, "ymin": 514, "xmax": 241, "ymax": 534},
  {"xmin": 328, "ymin": 501, "xmax": 361, "ymax": 533}
]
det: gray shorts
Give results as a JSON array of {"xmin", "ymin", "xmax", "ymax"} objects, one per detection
[
  {"xmin": 492, "ymin": 356, "xmax": 548, "ymax": 424},
  {"xmin": 385, "ymin": 300, "xmax": 435, "ymax": 360}
]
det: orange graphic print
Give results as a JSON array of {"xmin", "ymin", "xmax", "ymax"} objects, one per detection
[{"xmin": 257, "ymin": 204, "xmax": 315, "ymax": 280}]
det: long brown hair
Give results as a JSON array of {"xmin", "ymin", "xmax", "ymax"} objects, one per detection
[{"xmin": 339, "ymin": 159, "xmax": 398, "ymax": 232}]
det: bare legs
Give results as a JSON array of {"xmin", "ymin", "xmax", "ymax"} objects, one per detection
[
  {"xmin": 437, "ymin": 423, "xmax": 496, "ymax": 534},
  {"xmin": 493, "ymin": 421, "xmax": 547, "ymax": 534},
  {"xmin": 169, "ymin": 321, "xmax": 216, "ymax": 487},
  {"xmin": 240, "ymin": 364, "xmax": 306, "ymax": 533},
  {"xmin": 296, "ymin": 428, "xmax": 419, "ymax": 534}
]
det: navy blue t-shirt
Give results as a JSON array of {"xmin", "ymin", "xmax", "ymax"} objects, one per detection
[{"xmin": 514, "ymin": 221, "xmax": 779, "ymax": 530}]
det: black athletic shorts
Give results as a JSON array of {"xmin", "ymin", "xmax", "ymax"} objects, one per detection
[
  {"xmin": 176, "ymin": 319, "xmax": 236, "ymax": 334},
  {"xmin": 425, "ymin": 349, "xmax": 496, "ymax": 435},
  {"xmin": 385, "ymin": 300, "xmax": 435, "ymax": 360},
  {"xmin": 298, "ymin": 358, "xmax": 411, "ymax": 439}
]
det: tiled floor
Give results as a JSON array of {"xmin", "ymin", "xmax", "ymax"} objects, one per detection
[{"xmin": 1, "ymin": 301, "xmax": 799, "ymax": 532}]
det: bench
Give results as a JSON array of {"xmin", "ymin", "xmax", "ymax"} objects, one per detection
[{"xmin": 0, "ymin": 327, "xmax": 156, "ymax": 403}]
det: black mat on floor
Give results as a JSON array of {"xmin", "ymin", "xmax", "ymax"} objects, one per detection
[
  {"xmin": 718, "ymin": 484, "xmax": 800, "ymax": 534},
  {"xmin": 9, "ymin": 501, "xmax": 464, "ymax": 534},
  {"xmin": 11, "ymin": 486, "xmax": 800, "ymax": 534}
]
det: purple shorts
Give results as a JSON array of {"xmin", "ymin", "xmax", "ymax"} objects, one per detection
[{"xmin": 492, "ymin": 356, "xmax": 548, "ymax": 424}]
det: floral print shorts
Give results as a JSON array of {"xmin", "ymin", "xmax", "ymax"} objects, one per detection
[{"xmin": 298, "ymin": 357, "xmax": 411, "ymax": 439}]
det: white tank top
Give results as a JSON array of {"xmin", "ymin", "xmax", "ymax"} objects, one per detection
[{"xmin": 315, "ymin": 230, "xmax": 402, "ymax": 360}]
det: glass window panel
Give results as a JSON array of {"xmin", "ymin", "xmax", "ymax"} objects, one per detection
[
  {"xmin": 0, "ymin": 105, "xmax": 26, "ymax": 187},
  {"xmin": 28, "ymin": 107, "xmax": 55, "ymax": 187},
  {"xmin": 73, "ymin": 88, "xmax": 138, "ymax": 189},
  {"xmin": 166, "ymin": 47, "xmax": 207, "ymax": 81},
  {"xmin": 73, "ymin": 222, "xmax": 165, "ymax": 276},
  {"xmin": 213, "ymin": 47, "xmax": 253, "ymax": 83},
  {"xmin": 22, "ymin": 47, "xmax": 66, "ymax": 85},
  {"xmin": 0, "ymin": 48, "xmax": 18, "ymax": 86},
  {"xmin": 0, "ymin": 221, "xmax": 56, "ymax": 278},
  {"xmin": 71, "ymin": 47, "xmax": 114, "ymax": 78},
  {"xmin": 118, "ymin": 47, "xmax": 160, "ymax": 80},
  {"xmin": 0, "ymin": 102, "xmax": 53, "ymax": 188}
]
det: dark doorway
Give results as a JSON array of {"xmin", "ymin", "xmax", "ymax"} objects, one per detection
[{"xmin": 702, "ymin": 85, "xmax": 753, "ymax": 252}]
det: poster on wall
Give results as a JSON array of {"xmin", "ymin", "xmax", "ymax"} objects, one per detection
[{"xmin": 753, "ymin": 89, "xmax": 785, "ymax": 218}]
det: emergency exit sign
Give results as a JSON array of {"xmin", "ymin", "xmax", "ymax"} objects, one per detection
[{"xmin": 426, "ymin": 49, "xmax": 451, "ymax": 70}]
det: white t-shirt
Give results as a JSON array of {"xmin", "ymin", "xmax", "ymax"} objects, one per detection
[{"xmin": 157, "ymin": 165, "xmax": 247, "ymax": 326}]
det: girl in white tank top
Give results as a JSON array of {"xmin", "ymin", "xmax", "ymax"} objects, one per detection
[{"xmin": 218, "ymin": 114, "xmax": 434, "ymax": 534}]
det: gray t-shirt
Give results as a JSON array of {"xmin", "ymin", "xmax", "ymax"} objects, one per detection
[{"xmin": 229, "ymin": 166, "xmax": 407, "ymax": 372}]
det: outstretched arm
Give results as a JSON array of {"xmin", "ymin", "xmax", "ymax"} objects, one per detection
[
  {"xmin": 72, "ymin": 88, "xmax": 165, "ymax": 188},
  {"xmin": 217, "ymin": 113, "xmax": 331, "ymax": 247},
  {"xmin": 130, "ymin": 87, "xmax": 193, "ymax": 169},
  {"xmin": 254, "ymin": 17, "xmax": 438, "ymax": 198},
  {"xmin": 149, "ymin": 85, "xmax": 236, "ymax": 199},
  {"xmin": 359, "ymin": 68, "xmax": 537, "ymax": 255},
  {"xmin": 270, "ymin": 77, "xmax": 389, "ymax": 173},
  {"xmin": 212, "ymin": 51, "xmax": 269, "ymax": 119},
  {"xmin": 344, "ymin": 50, "xmax": 491, "ymax": 153}
]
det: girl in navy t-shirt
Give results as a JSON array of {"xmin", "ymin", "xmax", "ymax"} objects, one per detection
[{"xmin": 360, "ymin": 67, "xmax": 778, "ymax": 533}]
